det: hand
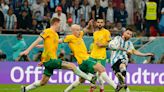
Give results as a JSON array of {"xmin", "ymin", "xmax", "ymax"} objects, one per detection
[
  {"xmin": 20, "ymin": 50, "xmax": 29, "ymax": 56},
  {"xmin": 96, "ymin": 42, "xmax": 103, "ymax": 47},
  {"xmin": 38, "ymin": 62, "xmax": 43, "ymax": 67},
  {"xmin": 145, "ymin": 53, "xmax": 154, "ymax": 57},
  {"xmin": 36, "ymin": 45, "xmax": 43, "ymax": 48},
  {"xmin": 88, "ymin": 19, "xmax": 94, "ymax": 26}
]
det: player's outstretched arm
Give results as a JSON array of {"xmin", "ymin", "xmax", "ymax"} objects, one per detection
[
  {"xmin": 130, "ymin": 50, "xmax": 154, "ymax": 57},
  {"xmin": 36, "ymin": 44, "xmax": 44, "ymax": 48},
  {"xmin": 20, "ymin": 36, "xmax": 43, "ymax": 56}
]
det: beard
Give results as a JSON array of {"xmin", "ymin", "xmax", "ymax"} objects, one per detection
[
  {"xmin": 97, "ymin": 26, "xmax": 103, "ymax": 29},
  {"xmin": 124, "ymin": 37, "xmax": 130, "ymax": 41}
]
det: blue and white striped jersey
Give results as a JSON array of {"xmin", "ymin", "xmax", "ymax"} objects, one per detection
[
  {"xmin": 5, "ymin": 14, "xmax": 17, "ymax": 30},
  {"xmin": 108, "ymin": 36, "xmax": 135, "ymax": 65}
]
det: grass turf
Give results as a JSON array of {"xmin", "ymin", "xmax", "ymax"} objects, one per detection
[{"xmin": 0, "ymin": 84, "xmax": 163, "ymax": 92}]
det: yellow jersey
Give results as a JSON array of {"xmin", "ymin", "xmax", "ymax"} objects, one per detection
[
  {"xmin": 91, "ymin": 28, "xmax": 111, "ymax": 59},
  {"xmin": 40, "ymin": 28, "xmax": 59, "ymax": 62},
  {"xmin": 64, "ymin": 31, "xmax": 89, "ymax": 64}
]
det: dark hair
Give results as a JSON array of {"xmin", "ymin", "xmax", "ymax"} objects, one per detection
[
  {"xmin": 126, "ymin": 28, "xmax": 133, "ymax": 32},
  {"xmin": 121, "ymin": 27, "xmax": 133, "ymax": 36},
  {"xmin": 96, "ymin": 18, "xmax": 105, "ymax": 21},
  {"xmin": 50, "ymin": 17, "xmax": 60, "ymax": 25},
  {"xmin": 17, "ymin": 33, "xmax": 22, "ymax": 38}
]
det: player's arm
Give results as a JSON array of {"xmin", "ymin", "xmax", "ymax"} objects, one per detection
[
  {"xmin": 96, "ymin": 36, "xmax": 110, "ymax": 48},
  {"xmin": 96, "ymin": 41, "xmax": 109, "ymax": 48},
  {"xmin": 108, "ymin": 36, "xmax": 122, "ymax": 50},
  {"xmin": 63, "ymin": 35, "xmax": 71, "ymax": 43},
  {"xmin": 127, "ymin": 41, "xmax": 154, "ymax": 57},
  {"xmin": 83, "ymin": 19, "xmax": 93, "ymax": 33},
  {"xmin": 130, "ymin": 50, "xmax": 154, "ymax": 57},
  {"xmin": 36, "ymin": 44, "xmax": 44, "ymax": 48},
  {"xmin": 36, "ymin": 38, "xmax": 64, "ymax": 47},
  {"xmin": 97, "ymin": 31, "xmax": 111, "ymax": 47},
  {"xmin": 20, "ymin": 36, "xmax": 43, "ymax": 55}
]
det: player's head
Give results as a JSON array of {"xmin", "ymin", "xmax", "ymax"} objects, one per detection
[
  {"xmin": 71, "ymin": 24, "xmax": 81, "ymax": 37},
  {"xmin": 50, "ymin": 17, "xmax": 60, "ymax": 30},
  {"xmin": 122, "ymin": 28, "xmax": 133, "ymax": 40},
  {"xmin": 17, "ymin": 33, "xmax": 22, "ymax": 40},
  {"xmin": 96, "ymin": 18, "xmax": 105, "ymax": 29}
]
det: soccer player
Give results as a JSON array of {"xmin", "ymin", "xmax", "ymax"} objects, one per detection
[
  {"xmin": 20, "ymin": 17, "xmax": 96, "ymax": 92},
  {"xmin": 89, "ymin": 18, "xmax": 111, "ymax": 92},
  {"xmin": 63, "ymin": 24, "xmax": 121, "ymax": 92},
  {"xmin": 108, "ymin": 28, "xmax": 154, "ymax": 92}
]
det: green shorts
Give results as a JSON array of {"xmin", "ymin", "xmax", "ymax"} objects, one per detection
[
  {"xmin": 90, "ymin": 57, "xmax": 106, "ymax": 67},
  {"xmin": 79, "ymin": 57, "xmax": 97, "ymax": 74},
  {"xmin": 43, "ymin": 59, "xmax": 62, "ymax": 77}
]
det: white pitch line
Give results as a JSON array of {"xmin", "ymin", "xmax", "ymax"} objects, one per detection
[{"xmin": 0, "ymin": 88, "xmax": 153, "ymax": 92}]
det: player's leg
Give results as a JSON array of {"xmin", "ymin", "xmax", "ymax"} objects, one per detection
[
  {"xmin": 93, "ymin": 63, "xmax": 117, "ymax": 88},
  {"xmin": 93, "ymin": 63, "xmax": 122, "ymax": 92},
  {"xmin": 97, "ymin": 72, "xmax": 105, "ymax": 92},
  {"xmin": 83, "ymin": 58, "xmax": 120, "ymax": 92},
  {"xmin": 21, "ymin": 59, "xmax": 55, "ymax": 92},
  {"xmin": 64, "ymin": 59, "xmax": 97, "ymax": 92},
  {"xmin": 64, "ymin": 77, "xmax": 85, "ymax": 92},
  {"xmin": 119, "ymin": 63, "xmax": 130, "ymax": 92},
  {"xmin": 21, "ymin": 74, "xmax": 50, "ymax": 92},
  {"xmin": 61, "ymin": 61, "xmax": 94, "ymax": 81},
  {"xmin": 118, "ymin": 63, "xmax": 126, "ymax": 84},
  {"xmin": 89, "ymin": 59, "xmax": 106, "ymax": 92},
  {"xmin": 89, "ymin": 72, "xmax": 104, "ymax": 92},
  {"xmin": 98, "ymin": 59, "xmax": 106, "ymax": 92},
  {"xmin": 112, "ymin": 59, "xmax": 129, "ymax": 92},
  {"xmin": 112, "ymin": 60, "xmax": 125, "ymax": 85}
]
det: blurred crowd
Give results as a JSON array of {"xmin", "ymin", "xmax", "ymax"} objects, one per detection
[{"xmin": 0, "ymin": 0, "xmax": 164, "ymax": 36}]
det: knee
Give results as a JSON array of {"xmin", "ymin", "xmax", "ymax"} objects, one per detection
[
  {"xmin": 100, "ymin": 67, "xmax": 105, "ymax": 73},
  {"xmin": 40, "ymin": 80, "xmax": 48, "ymax": 86},
  {"xmin": 119, "ymin": 63, "xmax": 126, "ymax": 68},
  {"xmin": 69, "ymin": 63, "xmax": 76, "ymax": 70},
  {"xmin": 119, "ymin": 64, "xmax": 127, "ymax": 77},
  {"xmin": 79, "ymin": 78, "xmax": 85, "ymax": 83},
  {"xmin": 95, "ymin": 63, "xmax": 105, "ymax": 74}
]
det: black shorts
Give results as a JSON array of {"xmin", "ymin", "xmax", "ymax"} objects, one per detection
[{"xmin": 111, "ymin": 59, "xmax": 127, "ymax": 74}]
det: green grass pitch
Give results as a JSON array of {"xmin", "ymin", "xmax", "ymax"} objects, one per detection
[{"xmin": 0, "ymin": 84, "xmax": 163, "ymax": 92}]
